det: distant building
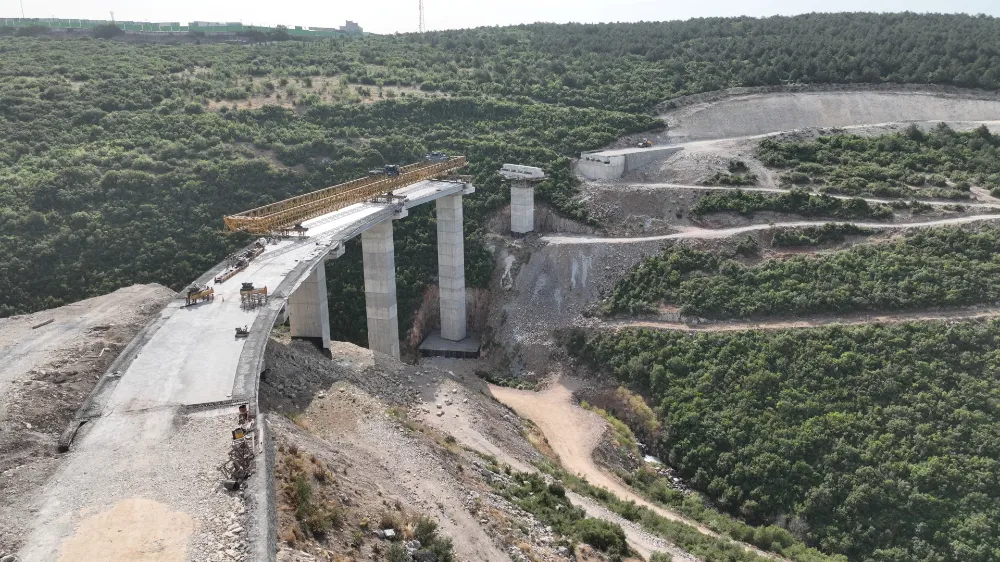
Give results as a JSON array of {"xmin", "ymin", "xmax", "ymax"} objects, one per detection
[{"xmin": 339, "ymin": 20, "xmax": 362, "ymax": 34}]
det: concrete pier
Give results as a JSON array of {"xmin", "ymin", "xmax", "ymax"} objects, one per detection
[
  {"xmin": 436, "ymin": 194, "xmax": 467, "ymax": 341},
  {"xmin": 362, "ymin": 220, "xmax": 400, "ymax": 359},
  {"xmin": 288, "ymin": 265, "xmax": 331, "ymax": 350},
  {"xmin": 511, "ymin": 184, "xmax": 535, "ymax": 235}
]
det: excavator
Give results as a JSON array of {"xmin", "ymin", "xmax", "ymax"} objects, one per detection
[{"xmin": 637, "ymin": 138, "xmax": 654, "ymax": 148}]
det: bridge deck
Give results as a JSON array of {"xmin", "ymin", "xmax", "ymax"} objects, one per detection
[{"xmin": 18, "ymin": 179, "xmax": 469, "ymax": 561}]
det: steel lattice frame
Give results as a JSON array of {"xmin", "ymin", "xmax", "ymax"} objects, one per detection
[{"xmin": 223, "ymin": 156, "xmax": 467, "ymax": 234}]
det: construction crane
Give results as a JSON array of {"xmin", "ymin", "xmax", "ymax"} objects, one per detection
[{"xmin": 223, "ymin": 156, "xmax": 467, "ymax": 235}]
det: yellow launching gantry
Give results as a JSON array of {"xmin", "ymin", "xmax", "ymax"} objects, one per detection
[{"xmin": 223, "ymin": 156, "xmax": 468, "ymax": 235}]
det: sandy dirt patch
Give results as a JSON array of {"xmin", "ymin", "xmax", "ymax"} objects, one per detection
[
  {"xmin": 490, "ymin": 377, "xmax": 715, "ymax": 535},
  {"xmin": 58, "ymin": 498, "xmax": 195, "ymax": 562},
  {"xmin": 0, "ymin": 284, "xmax": 176, "ymax": 557}
]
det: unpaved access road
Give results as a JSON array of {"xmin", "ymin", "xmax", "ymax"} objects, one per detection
[
  {"xmin": 620, "ymin": 183, "xmax": 1000, "ymax": 209},
  {"xmin": 544, "ymin": 214, "xmax": 1000, "ymax": 245},
  {"xmin": 490, "ymin": 378, "xmax": 714, "ymax": 532},
  {"xmin": 606, "ymin": 305, "xmax": 1000, "ymax": 333},
  {"xmin": 490, "ymin": 377, "xmax": 785, "ymax": 560}
]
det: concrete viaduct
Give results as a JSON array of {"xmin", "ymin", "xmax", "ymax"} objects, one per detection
[{"xmin": 19, "ymin": 178, "xmax": 479, "ymax": 561}]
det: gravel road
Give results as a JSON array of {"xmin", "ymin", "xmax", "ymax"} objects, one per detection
[{"xmin": 544, "ymin": 214, "xmax": 1000, "ymax": 245}]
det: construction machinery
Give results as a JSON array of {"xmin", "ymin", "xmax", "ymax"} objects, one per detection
[
  {"xmin": 215, "ymin": 240, "xmax": 267, "ymax": 284},
  {"xmin": 278, "ymin": 223, "xmax": 309, "ymax": 237},
  {"xmin": 215, "ymin": 260, "xmax": 246, "ymax": 284},
  {"xmin": 239, "ymin": 282, "xmax": 268, "ymax": 309},
  {"xmin": 185, "ymin": 285, "xmax": 215, "ymax": 306},
  {"xmin": 425, "ymin": 151, "xmax": 449, "ymax": 162},
  {"xmin": 637, "ymin": 138, "xmax": 654, "ymax": 148},
  {"xmin": 369, "ymin": 164, "xmax": 401, "ymax": 177},
  {"xmin": 235, "ymin": 325, "xmax": 250, "ymax": 338},
  {"xmin": 224, "ymin": 156, "xmax": 467, "ymax": 234}
]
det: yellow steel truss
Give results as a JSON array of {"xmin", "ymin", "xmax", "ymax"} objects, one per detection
[{"xmin": 223, "ymin": 156, "xmax": 468, "ymax": 234}]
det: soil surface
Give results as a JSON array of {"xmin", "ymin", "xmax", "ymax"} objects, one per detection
[
  {"xmin": 491, "ymin": 378, "xmax": 714, "ymax": 533},
  {"xmin": 658, "ymin": 91, "xmax": 1000, "ymax": 142},
  {"xmin": 0, "ymin": 284, "xmax": 175, "ymax": 557}
]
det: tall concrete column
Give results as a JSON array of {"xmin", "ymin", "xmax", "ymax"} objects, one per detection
[
  {"xmin": 436, "ymin": 194, "xmax": 467, "ymax": 342},
  {"xmin": 288, "ymin": 265, "xmax": 330, "ymax": 350},
  {"xmin": 511, "ymin": 183, "xmax": 535, "ymax": 235},
  {"xmin": 362, "ymin": 221, "xmax": 400, "ymax": 359}
]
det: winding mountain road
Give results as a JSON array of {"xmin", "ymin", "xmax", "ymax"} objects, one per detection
[{"xmin": 544, "ymin": 214, "xmax": 1000, "ymax": 245}]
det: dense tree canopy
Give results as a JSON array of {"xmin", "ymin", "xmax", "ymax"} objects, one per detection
[
  {"xmin": 759, "ymin": 124, "xmax": 1000, "ymax": 198},
  {"xmin": 5, "ymin": 12, "xmax": 1000, "ymax": 341},
  {"xmin": 571, "ymin": 322, "xmax": 1000, "ymax": 561},
  {"xmin": 690, "ymin": 188, "xmax": 894, "ymax": 220},
  {"xmin": 606, "ymin": 227, "xmax": 1000, "ymax": 318}
]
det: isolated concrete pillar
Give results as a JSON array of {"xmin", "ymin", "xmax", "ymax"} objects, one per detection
[
  {"xmin": 362, "ymin": 221, "xmax": 400, "ymax": 359},
  {"xmin": 436, "ymin": 194, "xmax": 467, "ymax": 342},
  {"xmin": 511, "ymin": 183, "xmax": 535, "ymax": 235},
  {"xmin": 288, "ymin": 265, "xmax": 330, "ymax": 350}
]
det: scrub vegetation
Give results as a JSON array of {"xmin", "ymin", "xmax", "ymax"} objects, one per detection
[
  {"xmin": 759, "ymin": 124, "xmax": 1000, "ymax": 198},
  {"xmin": 604, "ymin": 227, "xmax": 1000, "ymax": 318},
  {"xmin": 5, "ymin": 12, "xmax": 1000, "ymax": 344},
  {"xmin": 569, "ymin": 321, "xmax": 1000, "ymax": 561}
]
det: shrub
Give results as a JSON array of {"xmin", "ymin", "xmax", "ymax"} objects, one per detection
[
  {"xmin": 574, "ymin": 518, "xmax": 627, "ymax": 554},
  {"xmin": 387, "ymin": 543, "xmax": 408, "ymax": 562},
  {"xmin": 414, "ymin": 516, "xmax": 439, "ymax": 545}
]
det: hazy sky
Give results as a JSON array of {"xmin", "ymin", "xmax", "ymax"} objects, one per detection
[{"xmin": 5, "ymin": 0, "xmax": 999, "ymax": 35}]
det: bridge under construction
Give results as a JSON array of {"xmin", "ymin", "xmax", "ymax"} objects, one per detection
[
  {"xmin": 223, "ymin": 156, "xmax": 468, "ymax": 235},
  {"xmin": 18, "ymin": 156, "xmax": 479, "ymax": 562}
]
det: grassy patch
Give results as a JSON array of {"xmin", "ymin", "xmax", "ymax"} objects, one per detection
[{"xmin": 475, "ymin": 370, "xmax": 537, "ymax": 390}]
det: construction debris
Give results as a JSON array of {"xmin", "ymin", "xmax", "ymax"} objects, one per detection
[{"xmin": 218, "ymin": 404, "xmax": 256, "ymax": 490}]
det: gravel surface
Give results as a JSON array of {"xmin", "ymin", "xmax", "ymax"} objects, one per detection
[
  {"xmin": 262, "ymin": 338, "xmax": 513, "ymax": 562},
  {"xmin": 0, "ymin": 284, "xmax": 175, "ymax": 557},
  {"xmin": 17, "ymin": 408, "xmax": 251, "ymax": 562},
  {"xmin": 658, "ymin": 91, "xmax": 1000, "ymax": 142}
]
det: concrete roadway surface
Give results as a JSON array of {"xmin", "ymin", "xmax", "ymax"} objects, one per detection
[{"xmin": 16, "ymin": 180, "xmax": 465, "ymax": 561}]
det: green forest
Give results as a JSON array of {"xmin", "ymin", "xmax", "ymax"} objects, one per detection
[
  {"xmin": 759, "ymin": 124, "xmax": 1000, "ymax": 198},
  {"xmin": 770, "ymin": 223, "xmax": 876, "ymax": 247},
  {"xmin": 569, "ymin": 321, "xmax": 1000, "ymax": 561},
  {"xmin": 5, "ymin": 12, "xmax": 1000, "ymax": 343},
  {"xmin": 605, "ymin": 227, "xmax": 1000, "ymax": 318},
  {"xmin": 690, "ymin": 188, "xmax": 894, "ymax": 220}
]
